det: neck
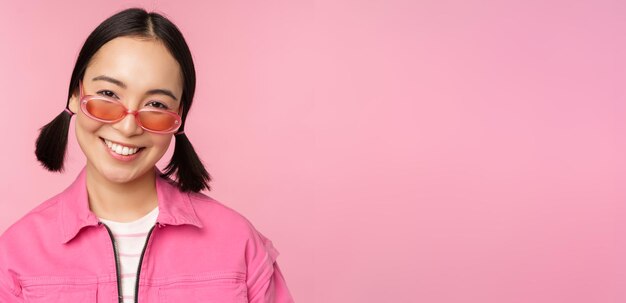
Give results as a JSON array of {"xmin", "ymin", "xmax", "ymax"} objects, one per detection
[{"xmin": 85, "ymin": 164, "xmax": 158, "ymax": 223}]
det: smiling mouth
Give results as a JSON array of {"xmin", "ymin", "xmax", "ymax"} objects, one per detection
[{"xmin": 99, "ymin": 137, "xmax": 146, "ymax": 156}]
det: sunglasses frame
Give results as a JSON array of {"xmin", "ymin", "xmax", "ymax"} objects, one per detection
[{"xmin": 78, "ymin": 79, "xmax": 183, "ymax": 134}]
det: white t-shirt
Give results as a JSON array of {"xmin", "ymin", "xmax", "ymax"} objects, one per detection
[{"xmin": 98, "ymin": 206, "xmax": 159, "ymax": 303}]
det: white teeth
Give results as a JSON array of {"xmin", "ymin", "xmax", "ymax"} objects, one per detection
[{"xmin": 103, "ymin": 139, "xmax": 141, "ymax": 156}]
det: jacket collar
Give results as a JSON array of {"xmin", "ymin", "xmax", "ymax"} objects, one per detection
[{"xmin": 59, "ymin": 165, "xmax": 203, "ymax": 244}]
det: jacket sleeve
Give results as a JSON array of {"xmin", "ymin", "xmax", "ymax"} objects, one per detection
[{"xmin": 245, "ymin": 227, "xmax": 295, "ymax": 303}]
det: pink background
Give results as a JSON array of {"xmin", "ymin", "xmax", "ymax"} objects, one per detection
[{"xmin": 1, "ymin": 0, "xmax": 625, "ymax": 302}]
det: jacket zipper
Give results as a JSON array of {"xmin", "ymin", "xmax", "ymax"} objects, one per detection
[
  {"xmin": 100, "ymin": 222, "xmax": 123, "ymax": 303},
  {"xmin": 134, "ymin": 223, "xmax": 158, "ymax": 303}
]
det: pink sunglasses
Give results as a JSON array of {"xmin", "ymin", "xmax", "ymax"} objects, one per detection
[{"xmin": 78, "ymin": 80, "xmax": 183, "ymax": 134}]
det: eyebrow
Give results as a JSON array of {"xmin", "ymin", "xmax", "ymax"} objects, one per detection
[{"xmin": 92, "ymin": 75, "xmax": 179, "ymax": 101}]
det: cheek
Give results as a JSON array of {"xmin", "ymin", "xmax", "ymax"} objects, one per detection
[
  {"xmin": 73, "ymin": 115, "xmax": 106, "ymax": 160},
  {"xmin": 76, "ymin": 113, "xmax": 103, "ymax": 133},
  {"xmin": 147, "ymin": 135, "xmax": 174, "ymax": 162},
  {"xmin": 152, "ymin": 135, "xmax": 173, "ymax": 153}
]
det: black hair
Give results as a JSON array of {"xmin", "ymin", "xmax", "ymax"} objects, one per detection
[{"xmin": 34, "ymin": 7, "xmax": 211, "ymax": 192}]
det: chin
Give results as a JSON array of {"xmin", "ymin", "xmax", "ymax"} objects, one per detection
[{"xmin": 91, "ymin": 161, "xmax": 151, "ymax": 185}]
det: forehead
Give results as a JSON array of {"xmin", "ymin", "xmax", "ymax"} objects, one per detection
[{"xmin": 84, "ymin": 36, "xmax": 183, "ymax": 96}]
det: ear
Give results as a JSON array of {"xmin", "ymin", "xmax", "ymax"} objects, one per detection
[{"xmin": 68, "ymin": 88, "xmax": 79, "ymax": 114}]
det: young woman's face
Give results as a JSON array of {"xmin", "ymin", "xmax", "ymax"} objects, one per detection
[{"xmin": 68, "ymin": 36, "xmax": 184, "ymax": 184}]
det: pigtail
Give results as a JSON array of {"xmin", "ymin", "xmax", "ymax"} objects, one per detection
[
  {"xmin": 35, "ymin": 109, "xmax": 74, "ymax": 172},
  {"xmin": 161, "ymin": 132, "xmax": 211, "ymax": 193}
]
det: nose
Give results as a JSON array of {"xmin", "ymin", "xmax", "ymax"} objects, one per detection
[{"xmin": 111, "ymin": 112, "xmax": 144, "ymax": 137}]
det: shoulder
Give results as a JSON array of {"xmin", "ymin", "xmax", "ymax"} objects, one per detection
[
  {"xmin": 186, "ymin": 192, "xmax": 282, "ymax": 288},
  {"xmin": 186, "ymin": 191, "xmax": 278, "ymax": 256},
  {"xmin": 187, "ymin": 191, "xmax": 262, "ymax": 235},
  {"xmin": 0, "ymin": 193, "xmax": 63, "ymax": 245}
]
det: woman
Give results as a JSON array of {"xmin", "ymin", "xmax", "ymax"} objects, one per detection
[{"xmin": 0, "ymin": 7, "xmax": 294, "ymax": 303}]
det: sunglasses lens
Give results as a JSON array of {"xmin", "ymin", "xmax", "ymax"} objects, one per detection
[
  {"xmin": 85, "ymin": 99, "xmax": 125, "ymax": 121},
  {"xmin": 138, "ymin": 111, "xmax": 179, "ymax": 132},
  {"xmin": 84, "ymin": 98, "xmax": 180, "ymax": 133}
]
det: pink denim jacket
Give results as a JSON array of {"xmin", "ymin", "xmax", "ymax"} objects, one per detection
[{"xmin": 0, "ymin": 166, "xmax": 295, "ymax": 302}]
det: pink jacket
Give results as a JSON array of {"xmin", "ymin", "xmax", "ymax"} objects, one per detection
[{"xmin": 0, "ymin": 166, "xmax": 295, "ymax": 302}]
